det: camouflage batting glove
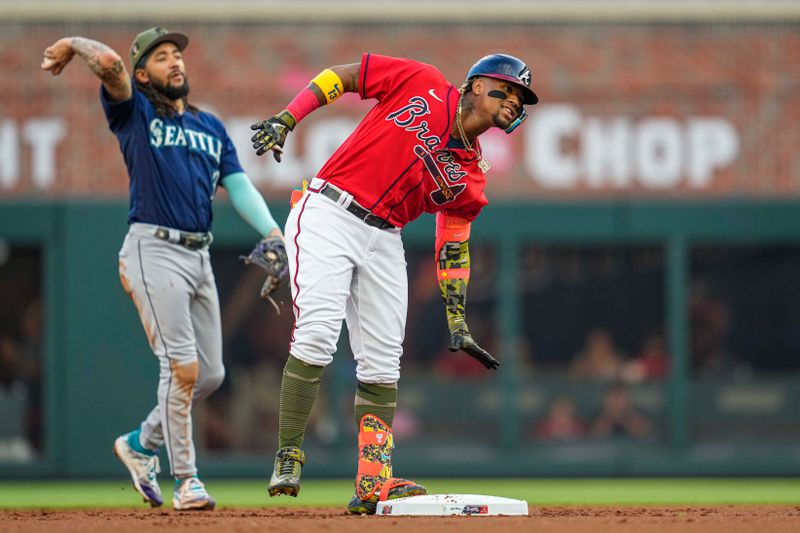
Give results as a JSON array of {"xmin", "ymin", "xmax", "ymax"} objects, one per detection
[
  {"xmin": 250, "ymin": 110, "xmax": 297, "ymax": 162},
  {"xmin": 448, "ymin": 323, "xmax": 500, "ymax": 370}
]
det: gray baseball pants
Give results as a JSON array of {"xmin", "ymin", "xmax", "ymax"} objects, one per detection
[{"xmin": 118, "ymin": 222, "xmax": 224, "ymax": 477}]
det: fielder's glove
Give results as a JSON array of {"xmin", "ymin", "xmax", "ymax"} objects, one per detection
[
  {"xmin": 448, "ymin": 323, "xmax": 500, "ymax": 370},
  {"xmin": 250, "ymin": 110, "xmax": 296, "ymax": 162},
  {"xmin": 240, "ymin": 236, "xmax": 289, "ymax": 312}
]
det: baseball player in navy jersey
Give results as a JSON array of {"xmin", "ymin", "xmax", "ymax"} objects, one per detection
[
  {"xmin": 250, "ymin": 52, "xmax": 538, "ymax": 514},
  {"xmin": 42, "ymin": 27, "xmax": 287, "ymax": 511}
]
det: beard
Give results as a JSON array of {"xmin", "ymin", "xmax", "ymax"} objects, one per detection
[
  {"xmin": 151, "ymin": 75, "xmax": 190, "ymax": 100},
  {"xmin": 492, "ymin": 112, "xmax": 511, "ymax": 129}
]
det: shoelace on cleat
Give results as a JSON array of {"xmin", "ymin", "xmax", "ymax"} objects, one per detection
[
  {"xmin": 145, "ymin": 455, "xmax": 161, "ymax": 480},
  {"xmin": 277, "ymin": 457, "xmax": 299, "ymax": 476},
  {"xmin": 181, "ymin": 478, "xmax": 206, "ymax": 495}
]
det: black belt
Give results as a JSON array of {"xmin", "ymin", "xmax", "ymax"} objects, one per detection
[
  {"xmin": 153, "ymin": 227, "xmax": 212, "ymax": 250},
  {"xmin": 318, "ymin": 184, "xmax": 396, "ymax": 230}
]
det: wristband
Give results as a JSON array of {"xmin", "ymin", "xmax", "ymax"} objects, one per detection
[
  {"xmin": 285, "ymin": 88, "xmax": 320, "ymax": 124},
  {"xmin": 285, "ymin": 68, "xmax": 346, "ymax": 123},
  {"xmin": 310, "ymin": 68, "xmax": 344, "ymax": 104}
]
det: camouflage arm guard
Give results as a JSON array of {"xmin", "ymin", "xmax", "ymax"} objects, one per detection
[
  {"xmin": 437, "ymin": 240, "xmax": 499, "ymax": 370},
  {"xmin": 438, "ymin": 240, "xmax": 470, "ymax": 334}
]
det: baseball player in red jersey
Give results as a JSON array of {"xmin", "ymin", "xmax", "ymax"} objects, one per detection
[{"xmin": 250, "ymin": 52, "xmax": 538, "ymax": 514}]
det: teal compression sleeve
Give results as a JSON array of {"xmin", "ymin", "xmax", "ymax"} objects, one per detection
[{"xmin": 222, "ymin": 172, "xmax": 279, "ymax": 236}]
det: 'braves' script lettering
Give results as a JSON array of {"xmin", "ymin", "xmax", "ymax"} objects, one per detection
[
  {"xmin": 386, "ymin": 96, "xmax": 441, "ymax": 152},
  {"xmin": 436, "ymin": 151, "xmax": 467, "ymax": 184},
  {"xmin": 414, "ymin": 145, "xmax": 466, "ymax": 205}
]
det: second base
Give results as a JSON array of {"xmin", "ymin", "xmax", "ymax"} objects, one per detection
[{"xmin": 375, "ymin": 493, "xmax": 528, "ymax": 516}]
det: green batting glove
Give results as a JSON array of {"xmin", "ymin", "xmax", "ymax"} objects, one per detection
[
  {"xmin": 250, "ymin": 110, "xmax": 296, "ymax": 162},
  {"xmin": 448, "ymin": 323, "xmax": 500, "ymax": 370}
]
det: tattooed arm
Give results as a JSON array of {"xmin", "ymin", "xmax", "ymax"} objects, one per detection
[
  {"xmin": 329, "ymin": 63, "xmax": 360, "ymax": 94},
  {"xmin": 41, "ymin": 37, "xmax": 132, "ymax": 101}
]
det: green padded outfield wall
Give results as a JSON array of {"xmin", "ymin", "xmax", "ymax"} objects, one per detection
[{"xmin": 2, "ymin": 200, "xmax": 800, "ymax": 478}]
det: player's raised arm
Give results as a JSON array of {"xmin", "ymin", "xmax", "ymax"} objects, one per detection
[
  {"xmin": 435, "ymin": 212, "xmax": 500, "ymax": 370},
  {"xmin": 41, "ymin": 37, "xmax": 132, "ymax": 102},
  {"xmin": 250, "ymin": 62, "xmax": 360, "ymax": 162}
]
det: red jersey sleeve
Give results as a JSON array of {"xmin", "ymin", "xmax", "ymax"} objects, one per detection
[
  {"xmin": 443, "ymin": 146, "xmax": 489, "ymax": 222},
  {"xmin": 443, "ymin": 192, "xmax": 488, "ymax": 223},
  {"xmin": 359, "ymin": 53, "xmax": 437, "ymax": 102}
]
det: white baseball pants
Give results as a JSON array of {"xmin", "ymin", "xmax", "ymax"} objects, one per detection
[{"xmin": 285, "ymin": 179, "xmax": 408, "ymax": 383}]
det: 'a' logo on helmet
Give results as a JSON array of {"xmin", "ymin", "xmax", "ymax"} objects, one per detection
[{"xmin": 518, "ymin": 67, "xmax": 531, "ymax": 87}]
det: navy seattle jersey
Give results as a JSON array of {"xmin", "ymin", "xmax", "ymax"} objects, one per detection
[{"xmin": 101, "ymin": 83, "xmax": 243, "ymax": 232}]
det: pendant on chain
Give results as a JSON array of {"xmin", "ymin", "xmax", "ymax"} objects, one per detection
[{"xmin": 457, "ymin": 99, "xmax": 491, "ymax": 173}]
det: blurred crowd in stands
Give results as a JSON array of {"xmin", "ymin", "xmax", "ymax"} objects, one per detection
[
  {"xmin": 3, "ymin": 242, "xmax": 799, "ymax": 456},
  {"xmin": 0, "ymin": 246, "xmax": 43, "ymax": 461},
  {"xmin": 196, "ymin": 244, "xmax": 800, "ymax": 448}
]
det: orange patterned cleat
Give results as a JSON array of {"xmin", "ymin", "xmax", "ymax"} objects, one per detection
[{"xmin": 345, "ymin": 414, "xmax": 426, "ymax": 515}]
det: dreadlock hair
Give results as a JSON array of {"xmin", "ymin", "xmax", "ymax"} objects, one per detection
[
  {"xmin": 459, "ymin": 77, "xmax": 475, "ymax": 97},
  {"xmin": 457, "ymin": 78, "xmax": 478, "ymax": 115},
  {"xmin": 136, "ymin": 80, "xmax": 199, "ymax": 118}
]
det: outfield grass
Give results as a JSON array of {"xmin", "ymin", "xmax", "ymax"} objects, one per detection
[{"xmin": 0, "ymin": 479, "xmax": 798, "ymax": 509}]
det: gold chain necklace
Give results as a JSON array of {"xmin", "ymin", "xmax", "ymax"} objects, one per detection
[{"xmin": 456, "ymin": 99, "xmax": 491, "ymax": 173}]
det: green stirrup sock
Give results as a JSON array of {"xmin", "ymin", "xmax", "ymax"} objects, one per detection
[
  {"xmin": 354, "ymin": 381, "xmax": 398, "ymax": 429},
  {"xmin": 278, "ymin": 355, "xmax": 325, "ymax": 449}
]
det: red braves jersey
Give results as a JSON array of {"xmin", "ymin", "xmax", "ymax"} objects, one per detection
[{"xmin": 317, "ymin": 53, "xmax": 489, "ymax": 228}]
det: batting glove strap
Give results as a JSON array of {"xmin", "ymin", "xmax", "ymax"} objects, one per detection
[{"xmin": 274, "ymin": 110, "xmax": 296, "ymax": 131}]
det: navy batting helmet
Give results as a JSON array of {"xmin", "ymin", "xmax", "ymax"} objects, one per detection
[{"xmin": 465, "ymin": 53, "xmax": 538, "ymax": 105}]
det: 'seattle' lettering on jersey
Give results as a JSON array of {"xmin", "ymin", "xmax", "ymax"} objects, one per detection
[
  {"xmin": 148, "ymin": 118, "xmax": 224, "ymax": 163},
  {"xmin": 318, "ymin": 53, "xmax": 489, "ymax": 228},
  {"xmin": 101, "ymin": 84, "xmax": 243, "ymax": 232}
]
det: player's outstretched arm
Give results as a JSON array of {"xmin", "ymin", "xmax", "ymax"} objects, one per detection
[
  {"xmin": 250, "ymin": 62, "xmax": 360, "ymax": 161},
  {"xmin": 435, "ymin": 213, "xmax": 500, "ymax": 370},
  {"xmin": 41, "ymin": 37, "xmax": 131, "ymax": 102},
  {"xmin": 222, "ymin": 172, "xmax": 281, "ymax": 238},
  {"xmin": 319, "ymin": 63, "xmax": 361, "ymax": 97}
]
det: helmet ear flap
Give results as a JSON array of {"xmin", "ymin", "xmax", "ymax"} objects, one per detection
[{"xmin": 504, "ymin": 108, "xmax": 527, "ymax": 134}]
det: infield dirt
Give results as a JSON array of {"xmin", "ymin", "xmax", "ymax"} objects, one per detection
[{"xmin": 2, "ymin": 505, "xmax": 799, "ymax": 532}]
